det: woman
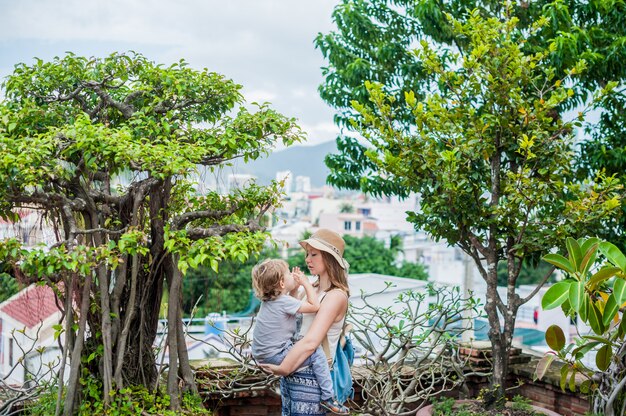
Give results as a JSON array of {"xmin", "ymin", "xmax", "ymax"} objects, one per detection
[{"xmin": 262, "ymin": 228, "xmax": 350, "ymax": 415}]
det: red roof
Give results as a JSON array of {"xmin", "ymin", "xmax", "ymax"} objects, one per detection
[
  {"xmin": 0, "ymin": 285, "xmax": 61, "ymax": 328},
  {"xmin": 0, "ymin": 209, "xmax": 35, "ymax": 225}
]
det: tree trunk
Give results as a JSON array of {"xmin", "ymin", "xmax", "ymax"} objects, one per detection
[
  {"xmin": 483, "ymin": 257, "xmax": 508, "ymax": 407},
  {"xmin": 166, "ymin": 254, "xmax": 183, "ymax": 410},
  {"xmin": 177, "ymin": 302, "xmax": 198, "ymax": 395},
  {"xmin": 118, "ymin": 268, "xmax": 162, "ymax": 387},
  {"xmin": 63, "ymin": 274, "xmax": 92, "ymax": 416}
]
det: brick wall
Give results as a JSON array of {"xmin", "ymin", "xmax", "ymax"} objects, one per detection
[
  {"xmin": 198, "ymin": 350, "xmax": 590, "ymax": 415},
  {"xmin": 460, "ymin": 345, "xmax": 590, "ymax": 416},
  {"xmin": 506, "ymin": 355, "xmax": 590, "ymax": 416}
]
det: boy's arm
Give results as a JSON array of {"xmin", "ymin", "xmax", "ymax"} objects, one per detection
[{"xmin": 297, "ymin": 277, "xmax": 319, "ymax": 314}]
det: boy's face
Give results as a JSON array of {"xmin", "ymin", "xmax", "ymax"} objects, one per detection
[{"xmin": 281, "ymin": 269, "xmax": 298, "ymax": 292}]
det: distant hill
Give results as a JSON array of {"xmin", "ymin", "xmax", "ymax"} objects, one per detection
[{"xmin": 233, "ymin": 141, "xmax": 338, "ymax": 188}]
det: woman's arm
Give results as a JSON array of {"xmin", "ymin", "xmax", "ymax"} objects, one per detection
[{"xmin": 261, "ymin": 290, "xmax": 348, "ymax": 376}]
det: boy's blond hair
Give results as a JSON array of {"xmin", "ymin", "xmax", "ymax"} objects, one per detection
[{"xmin": 252, "ymin": 259, "xmax": 289, "ymax": 301}]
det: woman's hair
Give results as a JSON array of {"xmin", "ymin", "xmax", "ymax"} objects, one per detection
[
  {"xmin": 252, "ymin": 258, "xmax": 289, "ymax": 301},
  {"xmin": 320, "ymin": 251, "xmax": 350, "ymax": 296}
]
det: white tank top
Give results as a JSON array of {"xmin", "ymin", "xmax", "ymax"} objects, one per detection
[{"xmin": 300, "ymin": 289, "xmax": 347, "ymax": 360}]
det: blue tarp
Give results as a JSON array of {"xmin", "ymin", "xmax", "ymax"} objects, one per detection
[{"xmin": 472, "ymin": 319, "xmax": 546, "ymax": 346}]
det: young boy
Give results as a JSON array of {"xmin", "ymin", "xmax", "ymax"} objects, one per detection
[{"xmin": 251, "ymin": 259, "xmax": 349, "ymax": 415}]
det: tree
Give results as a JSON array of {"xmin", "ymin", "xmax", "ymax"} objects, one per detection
[
  {"xmin": 0, "ymin": 52, "xmax": 304, "ymax": 413},
  {"xmin": 318, "ymin": 7, "xmax": 621, "ymax": 404},
  {"xmin": 317, "ymin": 0, "xmax": 626, "ymax": 224}
]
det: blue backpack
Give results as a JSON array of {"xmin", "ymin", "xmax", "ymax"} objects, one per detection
[{"xmin": 331, "ymin": 334, "xmax": 355, "ymax": 404}]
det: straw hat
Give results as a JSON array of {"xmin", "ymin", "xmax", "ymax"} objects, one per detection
[{"xmin": 299, "ymin": 229, "xmax": 349, "ymax": 270}]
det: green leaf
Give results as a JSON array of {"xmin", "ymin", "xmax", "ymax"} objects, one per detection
[
  {"xmin": 618, "ymin": 314, "xmax": 626, "ymax": 339},
  {"xmin": 568, "ymin": 281, "xmax": 584, "ymax": 313},
  {"xmin": 543, "ymin": 254, "xmax": 575, "ymax": 275},
  {"xmin": 582, "ymin": 335, "xmax": 611, "ymax": 344},
  {"xmin": 568, "ymin": 370, "xmax": 576, "ymax": 392},
  {"xmin": 600, "ymin": 241, "xmax": 626, "ymax": 271},
  {"xmin": 579, "ymin": 237, "xmax": 601, "ymax": 257},
  {"xmin": 614, "ymin": 278, "xmax": 626, "ymax": 304},
  {"xmin": 542, "ymin": 281, "xmax": 572, "ymax": 310},
  {"xmin": 588, "ymin": 302, "xmax": 605, "ymax": 335},
  {"xmin": 573, "ymin": 341, "xmax": 601, "ymax": 359},
  {"xmin": 602, "ymin": 294, "xmax": 619, "ymax": 327},
  {"xmin": 596, "ymin": 344, "xmax": 612, "ymax": 371},
  {"xmin": 580, "ymin": 380, "xmax": 591, "ymax": 394},
  {"xmin": 545, "ymin": 325, "xmax": 565, "ymax": 350},
  {"xmin": 579, "ymin": 241, "xmax": 599, "ymax": 276},
  {"xmin": 210, "ymin": 258, "xmax": 219, "ymax": 273},
  {"xmin": 559, "ymin": 364, "xmax": 569, "ymax": 391},
  {"xmin": 566, "ymin": 237, "xmax": 582, "ymax": 269},
  {"xmin": 534, "ymin": 354, "xmax": 555, "ymax": 381}
]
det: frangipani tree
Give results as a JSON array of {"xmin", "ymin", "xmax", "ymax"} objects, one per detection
[
  {"xmin": 329, "ymin": 8, "xmax": 621, "ymax": 404},
  {"xmin": 0, "ymin": 52, "xmax": 304, "ymax": 414}
]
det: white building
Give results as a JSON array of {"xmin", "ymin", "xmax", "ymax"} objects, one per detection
[
  {"xmin": 318, "ymin": 212, "xmax": 377, "ymax": 238},
  {"xmin": 276, "ymin": 170, "xmax": 293, "ymax": 194},
  {"xmin": 357, "ymin": 194, "xmax": 420, "ymax": 235},
  {"xmin": 0, "ymin": 284, "xmax": 65, "ymax": 384},
  {"xmin": 0, "ymin": 209, "xmax": 56, "ymax": 247},
  {"xmin": 295, "ymin": 176, "xmax": 311, "ymax": 193},
  {"xmin": 227, "ymin": 174, "xmax": 256, "ymax": 192},
  {"xmin": 270, "ymin": 220, "xmax": 314, "ymax": 257}
]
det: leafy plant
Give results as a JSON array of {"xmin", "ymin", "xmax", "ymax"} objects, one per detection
[
  {"xmin": 509, "ymin": 395, "xmax": 533, "ymax": 412},
  {"xmin": 350, "ymin": 282, "xmax": 481, "ymax": 414},
  {"xmin": 538, "ymin": 237, "xmax": 626, "ymax": 416},
  {"xmin": 28, "ymin": 377, "xmax": 211, "ymax": 416}
]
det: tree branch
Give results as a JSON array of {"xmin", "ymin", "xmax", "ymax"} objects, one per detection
[
  {"xmin": 185, "ymin": 222, "xmax": 262, "ymax": 240},
  {"xmin": 171, "ymin": 206, "xmax": 239, "ymax": 230}
]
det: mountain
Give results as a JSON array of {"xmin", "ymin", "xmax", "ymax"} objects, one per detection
[{"xmin": 233, "ymin": 140, "xmax": 338, "ymax": 188}]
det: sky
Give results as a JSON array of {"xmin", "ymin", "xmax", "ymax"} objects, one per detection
[{"xmin": 0, "ymin": 0, "xmax": 341, "ymax": 147}]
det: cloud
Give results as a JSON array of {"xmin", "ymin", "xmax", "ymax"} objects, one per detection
[
  {"xmin": 0, "ymin": 0, "xmax": 342, "ymax": 147},
  {"xmin": 297, "ymin": 121, "xmax": 340, "ymax": 146}
]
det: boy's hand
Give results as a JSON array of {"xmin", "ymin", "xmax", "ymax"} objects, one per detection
[{"xmin": 292, "ymin": 266, "xmax": 306, "ymax": 285}]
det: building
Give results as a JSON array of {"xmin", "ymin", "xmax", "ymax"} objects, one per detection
[
  {"xmin": 276, "ymin": 170, "xmax": 293, "ymax": 194},
  {"xmin": 294, "ymin": 176, "xmax": 311, "ymax": 193},
  {"xmin": 318, "ymin": 212, "xmax": 377, "ymax": 237},
  {"xmin": 227, "ymin": 174, "xmax": 256, "ymax": 192},
  {"xmin": 0, "ymin": 209, "xmax": 56, "ymax": 247},
  {"xmin": 0, "ymin": 284, "xmax": 65, "ymax": 384}
]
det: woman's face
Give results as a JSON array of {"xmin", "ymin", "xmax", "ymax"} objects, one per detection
[{"xmin": 305, "ymin": 247, "xmax": 326, "ymax": 276}]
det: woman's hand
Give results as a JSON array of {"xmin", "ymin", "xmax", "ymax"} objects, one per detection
[{"xmin": 259, "ymin": 363, "xmax": 290, "ymax": 376}]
